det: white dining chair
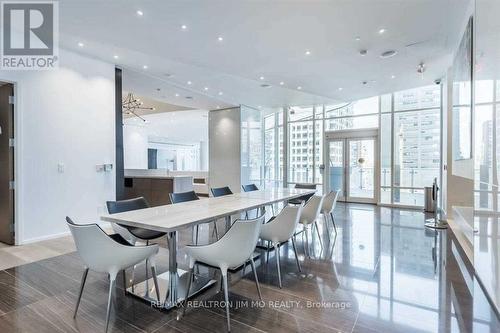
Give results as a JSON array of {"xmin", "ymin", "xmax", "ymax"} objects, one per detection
[
  {"xmin": 298, "ymin": 195, "xmax": 325, "ymax": 257},
  {"xmin": 322, "ymin": 189, "xmax": 341, "ymax": 234},
  {"xmin": 259, "ymin": 203, "xmax": 304, "ymax": 288},
  {"xmin": 180, "ymin": 215, "xmax": 265, "ymax": 332},
  {"xmin": 66, "ymin": 217, "xmax": 160, "ymax": 333}
]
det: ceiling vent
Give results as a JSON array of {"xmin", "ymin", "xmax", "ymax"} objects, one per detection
[{"xmin": 260, "ymin": 83, "xmax": 272, "ymax": 88}]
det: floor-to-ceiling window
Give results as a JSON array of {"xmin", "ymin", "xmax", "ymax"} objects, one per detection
[
  {"xmin": 287, "ymin": 106, "xmax": 319, "ymax": 184},
  {"xmin": 381, "ymin": 85, "xmax": 441, "ymax": 206},
  {"xmin": 262, "ymin": 84, "xmax": 441, "ymax": 208},
  {"xmin": 263, "ymin": 109, "xmax": 284, "ymax": 188}
]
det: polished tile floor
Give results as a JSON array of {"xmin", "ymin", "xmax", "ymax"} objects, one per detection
[
  {"xmin": 0, "ymin": 235, "xmax": 75, "ymax": 270},
  {"xmin": 0, "ymin": 203, "xmax": 498, "ymax": 332}
]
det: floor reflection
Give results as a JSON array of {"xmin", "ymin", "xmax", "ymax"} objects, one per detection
[{"xmin": 331, "ymin": 203, "xmax": 500, "ymax": 332}]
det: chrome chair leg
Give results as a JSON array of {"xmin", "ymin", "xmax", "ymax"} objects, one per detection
[
  {"xmin": 74, "ymin": 267, "xmax": 89, "ymax": 318},
  {"xmin": 130, "ymin": 264, "xmax": 136, "ymax": 293},
  {"xmin": 180, "ymin": 266, "xmax": 194, "ymax": 318},
  {"xmin": 122, "ymin": 269, "xmax": 127, "ymax": 295},
  {"xmin": 105, "ymin": 275, "xmax": 116, "ymax": 333},
  {"xmin": 151, "ymin": 265, "xmax": 161, "ymax": 302},
  {"xmin": 195, "ymin": 225, "xmax": 200, "ymax": 245},
  {"xmin": 275, "ymin": 243, "xmax": 282, "ymax": 288},
  {"xmin": 330, "ymin": 212, "xmax": 337, "ymax": 234},
  {"xmin": 291, "ymin": 237, "xmax": 302, "ymax": 273},
  {"xmin": 212, "ymin": 220, "xmax": 220, "ymax": 240},
  {"xmin": 314, "ymin": 221, "xmax": 323, "ymax": 249},
  {"xmin": 222, "ymin": 272, "xmax": 231, "ymax": 332},
  {"xmin": 249, "ymin": 257, "xmax": 262, "ymax": 300},
  {"xmin": 323, "ymin": 214, "xmax": 331, "ymax": 241},
  {"xmin": 304, "ymin": 225, "xmax": 310, "ymax": 258},
  {"xmin": 266, "ymin": 241, "xmax": 271, "ymax": 264}
]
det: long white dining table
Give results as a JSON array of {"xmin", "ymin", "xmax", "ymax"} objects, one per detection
[{"xmin": 100, "ymin": 187, "xmax": 316, "ymax": 310}]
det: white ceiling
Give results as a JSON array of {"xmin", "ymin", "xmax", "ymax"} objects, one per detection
[
  {"xmin": 122, "ymin": 91, "xmax": 193, "ymax": 118},
  {"xmin": 59, "ymin": 0, "xmax": 470, "ymax": 109}
]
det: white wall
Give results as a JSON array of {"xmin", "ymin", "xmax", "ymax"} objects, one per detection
[
  {"xmin": 123, "ymin": 110, "xmax": 209, "ymax": 171},
  {"xmin": 0, "ymin": 49, "xmax": 116, "ymax": 244},
  {"xmin": 209, "ymin": 107, "xmax": 241, "ymax": 192},
  {"xmin": 123, "ymin": 124, "xmax": 148, "ymax": 169}
]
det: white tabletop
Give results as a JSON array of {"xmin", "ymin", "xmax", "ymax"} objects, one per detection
[{"xmin": 100, "ymin": 188, "xmax": 315, "ymax": 233}]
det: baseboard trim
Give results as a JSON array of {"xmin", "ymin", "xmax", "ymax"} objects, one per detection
[
  {"xmin": 19, "ymin": 231, "xmax": 71, "ymax": 245},
  {"xmin": 19, "ymin": 222, "xmax": 112, "ymax": 245}
]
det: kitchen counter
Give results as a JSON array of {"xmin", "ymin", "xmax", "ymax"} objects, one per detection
[{"xmin": 123, "ymin": 171, "xmax": 193, "ymax": 206}]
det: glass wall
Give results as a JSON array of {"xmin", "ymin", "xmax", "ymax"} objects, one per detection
[
  {"xmin": 262, "ymin": 85, "xmax": 441, "ymax": 207},
  {"xmin": 473, "ymin": 80, "xmax": 500, "ymax": 211},
  {"xmin": 382, "ymin": 86, "xmax": 441, "ymax": 206}
]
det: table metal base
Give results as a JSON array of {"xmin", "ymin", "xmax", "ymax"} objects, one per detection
[{"xmin": 127, "ymin": 268, "xmax": 217, "ymax": 310}]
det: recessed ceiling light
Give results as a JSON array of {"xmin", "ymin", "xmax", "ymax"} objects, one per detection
[
  {"xmin": 279, "ymin": 81, "xmax": 284, "ymax": 85},
  {"xmin": 181, "ymin": 24, "xmax": 187, "ymax": 30},
  {"xmin": 297, "ymin": 86, "xmax": 302, "ymax": 90},
  {"xmin": 305, "ymin": 50, "xmax": 311, "ymax": 55},
  {"xmin": 216, "ymin": 105, "xmax": 220, "ymax": 109},
  {"xmin": 259, "ymin": 76, "xmax": 265, "ymax": 80},
  {"xmin": 218, "ymin": 91, "xmax": 223, "ymax": 95},
  {"xmin": 113, "ymin": 55, "xmax": 119, "ymax": 59},
  {"xmin": 217, "ymin": 36, "xmax": 224, "ymax": 41},
  {"xmin": 378, "ymin": 28, "xmax": 386, "ymax": 34},
  {"xmin": 204, "ymin": 87, "xmax": 209, "ymax": 91},
  {"xmin": 136, "ymin": 10, "xmax": 143, "ymax": 16},
  {"xmin": 143, "ymin": 65, "xmax": 148, "ymax": 69},
  {"xmin": 175, "ymin": 93, "xmax": 179, "ymax": 97},
  {"xmin": 77, "ymin": 42, "xmax": 84, "ymax": 47},
  {"xmin": 338, "ymin": 87, "xmax": 343, "ymax": 91},
  {"xmin": 355, "ymin": 36, "xmax": 361, "ymax": 41},
  {"xmin": 391, "ymin": 75, "xmax": 396, "ymax": 79},
  {"xmin": 380, "ymin": 50, "xmax": 397, "ymax": 58},
  {"xmin": 187, "ymin": 81, "xmax": 192, "ymax": 85}
]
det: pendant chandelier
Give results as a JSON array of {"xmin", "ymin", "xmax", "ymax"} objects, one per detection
[{"xmin": 122, "ymin": 93, "xmax": 155, "ymax": 122}]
